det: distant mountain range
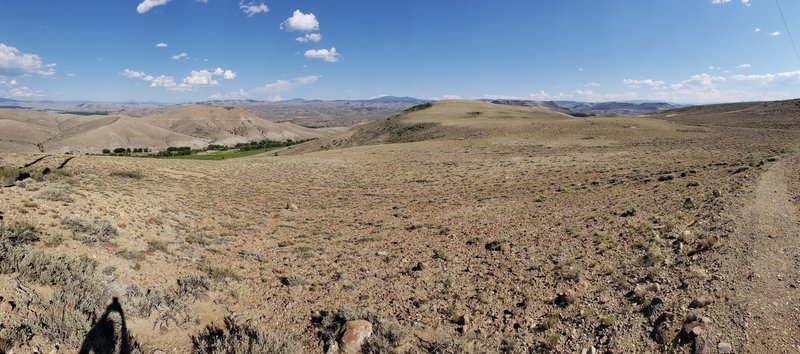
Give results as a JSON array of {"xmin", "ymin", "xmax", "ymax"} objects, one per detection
[{"xmin": 488, "ymin": 100, "xmax": 682, "ymax": 116}]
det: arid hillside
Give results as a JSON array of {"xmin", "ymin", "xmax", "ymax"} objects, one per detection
[
  {"xmin": 0, "ymin": 105, "xmax": 338, "ymax": 154},
  {"xmin": 0, "ymin": 100, "xmax": 799, "ymax": 353}
]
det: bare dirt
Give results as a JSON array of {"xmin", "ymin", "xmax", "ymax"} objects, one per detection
[{"xmin": 1, "ymin": 100, "xmax": 799, "ymax": 353}]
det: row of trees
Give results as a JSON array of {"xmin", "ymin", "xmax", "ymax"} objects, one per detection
[
  {"xmin": 101, "ymin": 147, "xmax": 151, "ymax": 155},
  {"xmin": 98, "ymin": 139, "xmax": 311, "ymax": 157}
]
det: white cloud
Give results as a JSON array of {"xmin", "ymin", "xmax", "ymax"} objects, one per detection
[
  {"xmin": 296, "ymin": 33, "xmax": 322, "ymax": 43},
  {"xmin": 240, "ymin": 1, "xmax": 269, "ymax": 16},
  {"xmin": 183, "ymin": 70, "xmax": 217, "ymax": 85},
  {"xmin": 737, "ymin": 63, "xmax": 751, "ymax": 68},
  {"xmin": 9, "ymin": 86, "xmax": 41, "ymax": 98},
  {"xmin": 583, "ymin": 82, "xmax": 601, "ymax": 87},
  {"xmin": 770, "ymin": 31, "xmax": 781, "ymax": 37},
  {"xmin": 434, "ymin": 94, "xmax": 462, "ymax": 100},
  {"xmin": 211, "ymin": 75, "xmax": 320, "ymax": 101},
  {"xmin": 755, "ymin": 28, "xmax": 761, "ymax": 32},
  {"xmin": 711, "ymin": 0, "xmax": 731, "ymax": 3},
  {"xmin": 304, "ymin": 47, "xmax": 341, "ymax": 62},
  {"xmin": 0, "ymin": 78, "xmax": 18, "ymax": 86},
  {"xmin": 281, "ymin": 10, "xmax": 319, "ymax": 32},
  {"xmin": 172, "ymin": 52, "xmax": 189, "ymax": 60},
  {"xmin": 0, "ymin": 43, "xmax": 56, "ymax": 78},
  {"xmin": 155, "ymin": 42, "xmax": 168, "ymax": 48},
  {"xmin": 122, "ymin": 69, "xmax": 192, "ymax": 91},
  {"xmin": 212, "ymin": 67, "xmax": 236, "ymax": 80},
  {"xmin": 182, "ymin": 67, "xmax": 237, "ymax": 85},
  {"xmin": 728, "ymin": 70, "xmax": 800, "ymax": 83},
  {"xmin": 137, "ymin": 0, "xmax": 171, "ymax": 14},
  {"xmin": 623, "ymin": 79, "xmax": 665, "ymax": 88},
  {"xmin": 708, "ymin": 66, "xmax": 717, "ymax": 70},
  {"xmin": 66, "ymin": 73, "xmax": 76, "ymax": 77},
  {"xmin": 741, "ymin": 0, "xmax": 751, "ymax": 6}
]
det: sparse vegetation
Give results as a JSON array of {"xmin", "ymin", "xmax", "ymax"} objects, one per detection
[{"xmin": 192, "ymin": 316, "xmax": 301, "ymax": 354}]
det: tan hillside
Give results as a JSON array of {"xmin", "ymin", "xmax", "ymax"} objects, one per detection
[
  {"xmin": 0, "ymin": 105, "xmax": 336, "ymax": 153},
  {"xmin": 281, "ymin": 99, "xmax": 695, "ymax": 155}
]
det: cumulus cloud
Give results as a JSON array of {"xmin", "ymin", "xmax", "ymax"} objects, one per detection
[
  {"xmin": 122, "ymin": 69, "xmax": 191, "ymax": 91},
  {"xmin": 770, "ymin": 31, "xmax": 781, "ymax": 36},
  {"xmin": 137, "ymin": 0, "xmax": 171, "ymax": 14},
  {"xmin": 623, "ymin": 79, "xmax": 665, "ymax": 88},
  {"xmin": 583, "ymin": 82, "xmax": 601, "ymax": 87},
  {"xmin": 155, "ymin": 42, "xmax": 168, "ymax": 48},
  {"xmin": 172, "ymin": 52, "xmax": 189, "ymax": 60},
  {"xmin": 296, "ymin": 33, "xmax": 322, "ymax": 43},
  {"xmin": 240, "ymin": 1, "xmax": 269, "ymax": 16},
  {"xmin": 182, "ymin": 67, "xmax": 237, "ymax": 86},
  {"xmin": 304, "ymin": 47, "xmax": 341, "ymax": 62},
  {"xmin": 0, "ymin": 43, "xmax": 56, "ymax": 78},
  {"xmin": 755, "ymin": 28, "xmax": 761, "ymax": 32},
  {"xmin": 281, "ymin": 10, "xmax": 319, "ymax": 32},
  {"xmin": 737, "ymin": 63, "xmax": 751, "ymax": 68}
]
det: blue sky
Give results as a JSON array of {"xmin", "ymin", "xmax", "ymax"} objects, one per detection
[{"xmin": 1, "ymin": 0, "xmax": 800, "ymax": 103}]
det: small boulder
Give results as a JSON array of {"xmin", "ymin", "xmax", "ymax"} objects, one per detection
[
  {"xmin": 339, "ymin": 320, "xmax": 373, "ymax": 354},
  {"xmin": 717, "ymin": 342, "xmax": 732, "ymax": 353},
  {"xmin": 412, "ymin": 262, "xmax": 426, "ymax": 271},
  {"xmin": 286, "ymin": 203, "xmax": 298, "ymax": 211},
  {"xmin": 690, "ymin": 296, "xmax": 713, "ymax": 308},
  {"xmin": 683, "ymin": 197, "xmax": 695, "ymax": 209},
  {"xmin": 485, "ymin": 241, "xmax": 510, "ymax": 252},
  {"xmin": 0, "ymin": 300, "xmax": 15, "ymax": 313}
]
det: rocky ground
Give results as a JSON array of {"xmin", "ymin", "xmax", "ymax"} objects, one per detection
[{"xmin": 0, "ymin": 100, "xmax": 799, "ymax": 353}]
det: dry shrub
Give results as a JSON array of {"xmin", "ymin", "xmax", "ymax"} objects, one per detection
[
  {"xmin": 61, "ymin": 216, "xmax": 118, "ymax": 244},
  {"xmin": 191, "ymin": 316, "xmax": 301, "ymax": 354},
  {"xmin": 35, "ymin": 182, "xmax": 75, "ymax": 202}
]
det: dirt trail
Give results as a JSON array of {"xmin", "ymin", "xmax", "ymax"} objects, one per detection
[{"xmin": 725, "ymin": 155, "xmax": 800, "ymax": 352}]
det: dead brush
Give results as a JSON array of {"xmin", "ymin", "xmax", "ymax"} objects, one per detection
[{"xmin": 191, "ymin": 316, "xmax": 301, "ymax": 354}]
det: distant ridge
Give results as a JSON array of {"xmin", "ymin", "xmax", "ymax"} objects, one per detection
[{"xmin": 490, "ymin": 99, "xmax": 680, "ymax": 117}]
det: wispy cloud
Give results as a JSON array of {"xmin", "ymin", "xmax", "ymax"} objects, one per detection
[
  {"xmin": 155, "ymin": 42, "xmax": 168, "ymax": 48},
  {"xmin": 622, "ymin": 79, "xmax": 665, "ymax": 88},
  {"xmin": 240, "ymin": 1, "xmax": 269, "ymax": 17},
  {"xmin": 737, "ymin": 63, "xmax": 751, "ymax": 68},
  {"xmin": 172, "ymin": 52, "xmax": 189, "ymax": 60},
  {"xmin": 769, "ymin": 31, "xmax": 781, "ymax": 37},
  {"xmin": 136, "ymin": 0, "xmax": 171, "ymax": 14},
  {"xmin": 210, "ymin": 75, "xmax": 320, "ymax": 101}
]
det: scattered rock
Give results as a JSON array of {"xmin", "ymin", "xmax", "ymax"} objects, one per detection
[
  {"xmin": 690, "ymin": 296, "xmax": 713, "ymax": 308},
  {"xmin": 621, "ymin": 208, "xmax": 637, "ymax": 217},
  {"xmin": 687, "ymin": 181, "xmax": 700, "ymax": 187},
  {"xmin": 712, "ymin": 189, "xmax": 722, "ymax": 198},
  {"xmin": 732, "ymin": 166, "xmax": 749, "ymax": 174},
  {"xmin": 683, "ymin": 197, "xmax": 695, "ymax": 209},
  {"xmin": 286, "ymin": 203, "xmax": 298, "ymax": 210},
  {"xmin": 650, "ymin": 312, "xmax": 673, "ymax": 344},
  {"xmin": 412, "ymin": 262, "xmax": 426, "ymax": 271},
  {"xmin": 658, "ymin": 174, "xmax": 674, "ymax": 182},
  {"xmin": 580, "ymin": 346, "xmax": 597, "ymax": 354},
  {"xmin": 694, "ymin": 337, "xmax": 710, "ymax": 354},
  {"xmin": 339, "ymin": 320, "xmax": 373, "ymax": 354},
  {"xmin": 682, "ymin": 321, "xmax": 706, "ymax": 337},
  {"xmin": 153, "ymin": 350, "xmax": 167, "ymax": 354},
  {"xmin": 1, "ymin": 300, "xmax": 15, "ymax": 313},
  {"xmin": 554, "ymin": 291, "xmax": 575, "ymax": 308},
  {"xmin": 376, "ymin": 251, "xmax": 389, "ymax": 257},
  {"xmin": 717, "ymin": 342, "xmax": 732, "ymax": 353},
  {"xmin": 485, "ymin": 241, "xmax": 510, "ymax": 252}
]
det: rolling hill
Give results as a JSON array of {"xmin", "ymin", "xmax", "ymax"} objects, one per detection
[{"xmin": 0, "ymin": 105, "xmax": 337, "ymax": 153}]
